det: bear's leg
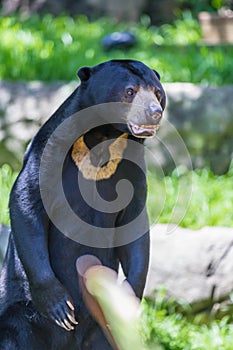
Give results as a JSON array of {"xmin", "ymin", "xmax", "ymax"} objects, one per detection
[
  {"xmin": 0, "ymin": 303, "xmax": 52, "ymax": 350},
  {"xmin": 81, "ymin": 322, "xmax": 113, "ymax": 350}
]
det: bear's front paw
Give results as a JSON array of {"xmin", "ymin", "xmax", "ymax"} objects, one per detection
[{"xmin": 30, "ymin": 278, "xmax": 78, "ymax": 331}]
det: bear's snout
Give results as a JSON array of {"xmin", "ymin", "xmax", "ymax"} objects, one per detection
[{"xmin": 146, "ymin": 103, "xmax": 163, "ymax": 122}]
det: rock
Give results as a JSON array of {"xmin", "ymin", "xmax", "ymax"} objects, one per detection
[
  {"xmin": 145, "ymin": 224, "xmax": 233, "ymax": 312},
  {"xmin": 0, "ymin": 224, "xmax": 10, "ymax": 271},
  {"xmin": 0, "ymin": 81, "xmax": 76, "ymax": 168},
  {"xmin": 146, "ymin": 83, "xmax": 233, "ymax": 174},
  {"xmin": 0, "ymin": 81, "xmax": 233, "ymax": 173}
]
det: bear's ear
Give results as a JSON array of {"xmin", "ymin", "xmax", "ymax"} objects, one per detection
[
  {"xmin": 77, "ymin": 67, "xmax": 92, "ymax": 82},
  {"xmin": 153, "ymin": 69, "xmax": 160, "ymax": 81}
]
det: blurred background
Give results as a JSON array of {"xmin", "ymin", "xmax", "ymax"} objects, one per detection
[{"xmin": 0, "ymin": 1, "xmax": 233, "ymax": 349}]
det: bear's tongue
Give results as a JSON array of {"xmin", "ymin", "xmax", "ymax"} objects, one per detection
[{"xmin": 129, "ymin": 123, "xmax": 159, "ymax": 138}]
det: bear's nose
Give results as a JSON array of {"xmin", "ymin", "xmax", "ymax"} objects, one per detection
[{"xmin": 147, "ymin": 103, "xmax": 163, "ymax": 119}]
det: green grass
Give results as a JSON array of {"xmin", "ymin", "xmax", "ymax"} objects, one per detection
[
  {"xmin": 0, "ymin": 164, "xmax": 17, "ymax": 225},
  {"xmin": 0, "ymin": 13, "xmax": 233, "ymax": 85},
  {"xmin": 147, "ymin": 166, "xmax": 233, "ymax": 229},
  {"xmin": 142, "ymin": 294, "xmax": 233, "ymax": 350}
]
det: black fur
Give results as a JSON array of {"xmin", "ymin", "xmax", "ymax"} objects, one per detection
[{"xmin": 0, "ymin": 59, "xmax": 166, "ymax": 349}]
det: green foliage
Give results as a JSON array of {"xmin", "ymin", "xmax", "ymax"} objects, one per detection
[
  {"xmin": 142, "ymin": 294, "xmax": 233, "ymax": 350},
  {"xmin": 0, "ymin": 164, "xmax": 17, "ymax": 225},
  {"xmin": 147, "ymin": 166, "xmax": 233, "ymax": 229},
  {"xmin": 176, "ymin": 0, "xmax": 233, "ymax": 16},
  {"xmin": 157, "ymin": 12, "xmax": 201, "ymax": 45},
  {"xmin": 0, "ymin": 14, "xmax": 233, "ymax": 85}
]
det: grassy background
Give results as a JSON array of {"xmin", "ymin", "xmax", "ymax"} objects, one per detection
[
  {"xmin": 0, "ymin": 13, "xmax": 233, "ymax": 85},
  {"xmin": 142, "ymin": 293, "xmax": 233, "ymax": 350},
  {"xmin": 0, "ymin": 165, "xmax": 17, "ymax": 225},
  {"xmin": 147, "ymin": 166, "xmax": 233, "ymax": 229}
]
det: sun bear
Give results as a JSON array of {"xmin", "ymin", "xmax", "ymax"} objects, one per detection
[{"xmin": 0, "ymin": 59, "xmax": 166, "ymax": 349}]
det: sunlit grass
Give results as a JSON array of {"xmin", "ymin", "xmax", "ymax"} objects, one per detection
[
  {"xmin": 147, "ymin": 166, "xmax": 233, "ymax": 229},
  {"xmin": 0, "ymin": 164, "xmax": 17, "ymax": 225},
  {"xmin": 0, "ymin": 13, "xmax": 233, "ymax": 85},
  {"xmin": 142, "ymin": 294, "xmax": 233, "ymax": 350}
]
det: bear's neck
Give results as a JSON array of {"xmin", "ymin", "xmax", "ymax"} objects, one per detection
[
  {"xmin": 71, "ymin": 127, "xmax": 128, "ymax": 180},
  {"xmin": 82, "ymin": 124, "xmax": 123, "ymax": 149}
]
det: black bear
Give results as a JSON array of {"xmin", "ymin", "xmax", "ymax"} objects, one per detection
[{"xmin": 0, "ymin": 59, "xmax": 166, "ymax": 349}]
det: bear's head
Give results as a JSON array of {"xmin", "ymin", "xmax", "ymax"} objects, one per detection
[{"xmin": 77, "ymin": 59, "xmax": 166, "ymax": 138}]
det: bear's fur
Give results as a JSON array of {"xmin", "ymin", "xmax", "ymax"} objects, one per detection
[{"xmin": 0, "ymin": 59, "xmax": 166, "ymax": 349}]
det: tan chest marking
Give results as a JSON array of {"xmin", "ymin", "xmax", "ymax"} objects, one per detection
[{"xmin": 71, "ymin": 133, "xmax": 128, "ymax": 180}]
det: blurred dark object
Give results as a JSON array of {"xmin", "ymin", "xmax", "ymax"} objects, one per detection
[
  {"xmin": 1, "ymin": 0, "xmax": 146, "ymax": 21},
  {"xmin": 145, "ymin": 0, "xmax": 176, "ymax": 25},
  {"xmin": 102, "ymin": 32, "xmax": 136, "ymax": 51},
  {"xmin": 4, "ymin": 0, "xmax": 233, "ymax": 25},
  {"xmin": 1, "ymin": 0, "xmax": 177, "ymax": 24},
  {"xmin": 1, "ymin": 0, "xmax": 83, "ymax": 15}
]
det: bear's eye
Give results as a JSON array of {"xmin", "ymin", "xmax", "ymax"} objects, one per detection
[
  {"xmin": 126, "ymin": 87, "xmax": 135, "ymax": 97},
  {"xmin": 155, "ymin": 90, "xmax": 162, "ymax": 102}
]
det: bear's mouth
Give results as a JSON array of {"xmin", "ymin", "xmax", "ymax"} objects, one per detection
[{"xmin": 128, "ymin": 122, "xmax": 160, "ymax": 138}]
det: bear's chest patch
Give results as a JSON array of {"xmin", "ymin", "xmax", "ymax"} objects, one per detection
[{"xmin": 71, "ymin": 133, "xmax": 128, "ymax": 180}]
